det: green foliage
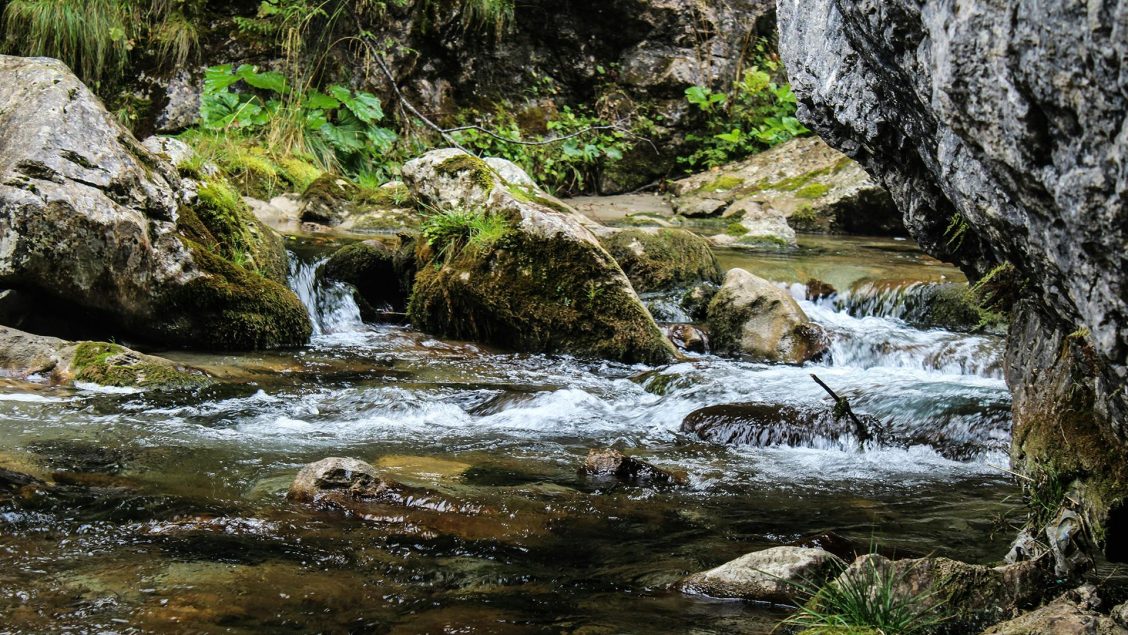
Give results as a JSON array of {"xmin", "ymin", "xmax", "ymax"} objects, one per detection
[
  {"xmin": 2, "ymin": 0, "xmax": 132, "ymax": 87},
  {"xmin": 450, "ymin": 106, "xmax": 631, "ymax": 195},
  {"xmin": 681, "ymin": 53, "xmax": 809, "ymax": 170},
  {"xmin": 1026, "ymin": 465, "xmax": 1068, "ymax": 528},
  {"xmin": 421, "ymin": 206, "xmax": 510, "ymax": 261},
  {"xmin": 2, "ymin": 0, "xmax": 205, "ymax": 89},
  {"xmin": 199, "ymin": 63, "xmax": 396, "ymax": 174},
  {"xmin": 945, "ymin": 212, "xmax": 969, "ymax": 248},
  {"xmin": 786, "ymin": 558, "xmax": 947, "ymax": 635}
]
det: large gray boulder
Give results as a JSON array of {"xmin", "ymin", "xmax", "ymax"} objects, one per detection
[
  {"xmin": 777, "ymin": 1, "xmax": 1128, "ymax": 558},
  {"xmin": 706, "ymin": 268, "xmax": 827, "ymax": 363},
  {"xmin": 403, "ymin": 149, "xmax": 675, "ymax": 364},
  {"xmin": 0, "ymin": 56, "xmax": 310, "ymax": 349}
]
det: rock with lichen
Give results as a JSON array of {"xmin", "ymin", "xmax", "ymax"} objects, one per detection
[
  {"xmin": 681, "ymin": 546, "xmax": 843, "ymax": 603},
  {"xmin": 402, "ymin": 149, "xmax": 675, "ymax": 364},
  {"xmin": 599, "ymin": 228, "xmax": 722, "ymax": 294},
  {"xmin": 669, "ymin": 137, "xmax": 902, "ymax": 245},
  {"xmin": 0, "ymin": 57, "xmax": 310, "ymax": 350}
]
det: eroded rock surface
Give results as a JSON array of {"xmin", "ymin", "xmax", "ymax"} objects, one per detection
[{"xmin": 778, "ymin": 0, "xmax": 1128, "ymax": 555}]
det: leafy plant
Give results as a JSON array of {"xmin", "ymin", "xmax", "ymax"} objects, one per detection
[
  {"xmin": 199, "ymin": 63, "xmax": 396, "ymax": 174},
  {"xmin": 680, "ymin": 54, "xmax": 809, "ymax": 170},
  {"xmin": 421, "ymin": 206, "xmax": 509, "ymax": 261},
  {"xmin": 785, "ymin": 557, "xmax": 947, "ymax": 635},
  {"xmin": 450, "ymin": 106, "xmax": 631, "ymax": 195}
]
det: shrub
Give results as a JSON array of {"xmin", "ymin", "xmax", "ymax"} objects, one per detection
[
  {"xmin": 421, "ymin": 206, "xmax": 509, "ymax": 261},
  {"xmin": 785, "ymin": 557, "xmax": 947, "ymax": 635}
]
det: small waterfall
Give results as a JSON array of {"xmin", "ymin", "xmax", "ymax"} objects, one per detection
[
  {"xmin": 780, "ymin": 282, "xmax": 1005, "ymax": 378},
  {"xmin": 288, "ymin": 253, "xmax": 364, "ymax": 336}
]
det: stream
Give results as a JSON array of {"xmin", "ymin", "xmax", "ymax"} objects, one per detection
[{"xmin": 0, "ymin": 235, "xmax": 1021, "ymax": 634}]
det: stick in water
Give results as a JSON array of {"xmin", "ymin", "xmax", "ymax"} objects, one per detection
[{"xmin": 810, "ymin": 373, "xmax": 871, "ymax": 444}]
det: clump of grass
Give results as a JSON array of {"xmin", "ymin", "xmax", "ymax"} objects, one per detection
[
  {"xmin": 421, "ymin": 206, "xmax": 510, "ymax": 262},
  {"xmin": 785, "ymin": 557, "xmax": 947, "ymax": 635},
  {"xmin": 3, "ymin": 0, "xmax": 131, "ymax": 87},
  {"xmin": 152, "ymin": 10, "xmax": 199, "ymax": 70}
]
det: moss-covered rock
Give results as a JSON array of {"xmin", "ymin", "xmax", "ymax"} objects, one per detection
[
  {"xmin": 318, "ymin": 238, "xmax": 417, "ymax": 317},
  {"xmin": 299, "ymin": 173, "xmax": 360, "ymax": 226},
  {"xmin": 707, "ymin": 268, "xmax": 828, "ymax": 363},
  {"xmin": 600, "ymin": 228, "xmax": 722, "ymax": 293},
  {"xmin": 188, "ymin": 177, "xmax": 289, "ymax": 284},
  {"xmin": 402, "ymin": 148, "xmax": 675, "ymax": 364},
  {"xmin": 68, "ymin": 341, "xmax": 208, "ymax": 389}
]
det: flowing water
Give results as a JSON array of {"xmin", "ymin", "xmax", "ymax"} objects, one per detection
[{"xmin": 0, "ymin": 235, "xmax": 1022, "ymax": 634}]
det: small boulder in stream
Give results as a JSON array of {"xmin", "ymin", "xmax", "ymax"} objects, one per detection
[
  {"xmin": 402, "ymin": 149, "xmax": 675, "ymax": 364},
  {"xmin": 681, "ymin": 402, "xmax": 875, "ymax": 450},
  {"xmin": 317, "ymin": 237, "xmax": 417, "ymax": 318},
  {"xmin": 680, "ymin": 546, "xmax": 843, "ymax": 603},
  {"xmin": 581, "ymin": 448, "xmax": 686, "ymax": 486},
  {"xmin": 706, "ymin": 268, "xmax": 828, "ymax": 363}
]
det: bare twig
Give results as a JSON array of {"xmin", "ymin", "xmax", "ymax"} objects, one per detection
[{"xmin": 810, "ymin": 373, "xmax": 871, "ymax": 444}]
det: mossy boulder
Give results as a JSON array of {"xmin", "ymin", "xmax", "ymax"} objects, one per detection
[
  {"xmin": 402, "ymin": 149, "xmax": 675, "ymax": 364},
  {"xmin": 300, "ymin": 173, "xmax": 360, "ymax": 226},
  {"xmin": 0, "ymin": 58, "xmax": 309, "ymax": 350},
  {"xmin": 670, "ymin": 137, "xmax": 903, "ymax": 237},
  {"xmin": 707, "ymin": 268, "xmax": 828, "ymax": 363},
  {"xmin": 600, "ymin": 228, "xmax": 722, "ymax": 293},
  {"xmin": 317, "ymin": 238, "xmax": 417, "ymax": 317},
  {"xmin": 0, "ymin": 325, "xmax": 208, "ymax": 389}
]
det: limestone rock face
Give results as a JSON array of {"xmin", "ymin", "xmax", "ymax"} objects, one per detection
[
  {"xmin": 0, "ymin": 56, "xmax": 310, "ymax": 349},
  {"xmin": 670, "ymin": 136, "xmax": 901, "ymax": 241},
  {"xmin": 402, "ymin": 149, "xmax": 675, "ymax": 364},
  {"xmin": 706, "ymin": 268, "xmax": 827, "ymax": 363},
  {"xmin": 777, "ymin": 0, "xmax": 1128, "ymax": 556},
  {"xmin": 680, "ymin": 546, "xmax": 842, "ymax": 603}
]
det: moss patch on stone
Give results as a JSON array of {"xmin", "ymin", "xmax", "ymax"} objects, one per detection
[
  {"xmin": 408, "ymin": 231, "xmax": 674, "ymax": 365},
  {"xmin": 601, "ymin": 229, "xmax": 723, "ymax": 293},
  {"xmin": 152, "ymin": 238, "xmax": 312, "ymax": 350},
  {"xmin": 70, "ymin": 342, "xmax": 207, "ymax": 389},
  {"xmin": 796, "ymin": 183, "xmax": 830, "ymax": 199},
  {"xmin": 700, "ymin": 175, "xmax": 745, "ymax": 193},
  {"xmin": 192, "ymin": 177, "xmax": 288, "ymax": 283},
  {"xmin": 438, "ymin": 153, "xmax": 496, "ymax": 191}
]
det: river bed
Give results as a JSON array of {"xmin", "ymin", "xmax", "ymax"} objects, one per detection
[{"xmin": 0, "ymin": 235, "xmax": 1021, "ymax": 634}]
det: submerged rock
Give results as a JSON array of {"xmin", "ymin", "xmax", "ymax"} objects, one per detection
[
  {"xmin": 706, "ymin": 268, "xmax": 827, "ymax": 363},
  {"xmin": 778, "ymin": 0, "xmax": 1128, "ymax": 556},
  {"xmin": 670, "ymin": 137, "xmax": 902, "ymax": 237},
  {"xmin": 0, "ymin": 325, "xmax": 208, "ymax": 389},
  {"xmin": 580, "ymin": 448, "xmax": 685, "ymax": 486},
  {"xmin": 0, "ymin": 57, "xmax": 310, "ymax": 349},
  {"xmin": 680, "ymin": 546, "xmax": 842, "ymax": 603},
  {"xmin": 599, "ymin": 228, "xmax": 722, "ymax": 293},
  {"xmin": 681, "ymin": 402, "xmax": 869, "ymax": 449},
  {"xmin": 403, "ymin": 149, "xmax": 675, "ymax": 364}
]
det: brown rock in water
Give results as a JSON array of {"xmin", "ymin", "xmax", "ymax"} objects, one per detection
[
  {"xmin": 805, "ymin": 279, "xmax": 837, "ymax": 301},
  {"xmin": 662, "ymin": 324, "xmax": 708, "ymax": 354},
  {"xmin": 287, "ymin": 457, "xmax": 391, "ymax": 504},
  {"xmin": 680, "ymin": 546, "xmax": 843, "ymax": 603},
  {"xmin": 681, "ymin": 402, "xmax": 864, "ymax": 449},
  {"xmin": 706, "ymin": 268, "xmax": 828, "ymax": 364},
  {"xmin": 581, "ymin": 449, "xmax": 685, "ymax": 486}
]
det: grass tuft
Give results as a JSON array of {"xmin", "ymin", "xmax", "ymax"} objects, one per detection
[
  {"xmin": 3, "ymin": 0, "xmax": 131, "ymax": 87},
  {"xmin": 421, "ymin": 206, "xmax": 510, "ymax": 262}
]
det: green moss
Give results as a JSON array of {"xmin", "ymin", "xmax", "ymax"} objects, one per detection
[
  {"xmin": 699, "ymin": 175, "xmax": 744, "ymax": 193},
  {"xmin": 152, "ymin": 238, "xmax": 312, "ymax": 350},
  {"xmin": 276, "ymin": 156, "xmax": 323, "ymax": 191},
  {"xmin": 725, "ymin": 221, "xmax": 749, "ymax": 237},
  {"xmin": 438, "ymin": 153, "xmax": 496, "ymax": 191},
  {"xmin": 319, "ymin": 239, "xmax": 416, "ymax": 314},
  {"xmin": 358, "ymin": 182, "xmax": 412, "ymax": 209},
  {"xmin": 601, "ymin": 229, "xmax": 723, "ymax": 293},
  {"xmin": 506, "ymin": 184, "xmax": 574, "ymax": 215},
  {"xmin": 70, "ymin": 342, "xmax": 207, "ymax": 389},
  {"xmin": 193, "ymin": 177, "xmax": 288, "ymax": 283},
  {"xmin": 789, "ymin": 205, "xmax": 821, "ymax": 231},
  {"xmin": 796, "ymin": 183, "xmax": 830, "ymax": 199},
  {"xmin": 408, "ymin": 230, "xmax": 675, "ymax": 364}
]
